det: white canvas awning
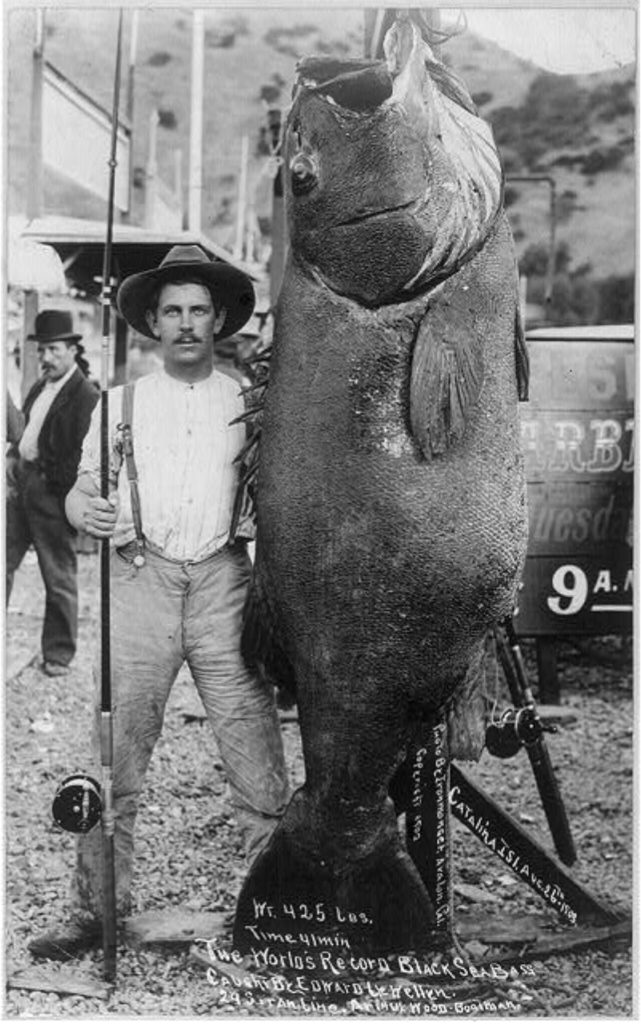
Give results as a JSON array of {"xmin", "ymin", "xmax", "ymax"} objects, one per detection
[{"xmin": 8, "ymin": 216, "xmax": 67, "ymax": 293}]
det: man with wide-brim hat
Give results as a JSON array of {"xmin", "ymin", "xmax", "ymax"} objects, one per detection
[
  {"xmin": 29, "ymin": 246, "xmax": 289, "ymax": 960},
  {"xmin": 6, "ymin": 308, "xmax": 98, "ymax": 677},
  {"xmin": 117, "ymin": 243, "xmax": 256, "ymax": 341}
]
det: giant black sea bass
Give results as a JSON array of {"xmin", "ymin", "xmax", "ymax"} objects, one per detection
[{"xmin": 234, "ymin": 16, "xmax": 529, "ymax": 956}]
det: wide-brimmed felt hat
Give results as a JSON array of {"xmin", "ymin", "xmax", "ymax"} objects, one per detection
[
  {"xmin": 28, "ymin": 309, "xmax": 82, "ymax": 344},
  {"xmin": 116, "ymin": 244, "xmax": 255, "ymax": 340}
]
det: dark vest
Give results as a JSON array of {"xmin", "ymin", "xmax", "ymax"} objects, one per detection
[{"xmin": 19, "ymin": 367, "xmax": 99, "ymax": 496}]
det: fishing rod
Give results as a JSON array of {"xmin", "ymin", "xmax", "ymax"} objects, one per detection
[
  {"xmin": 98, "ymin": 6, "xmax": 124, "ymax": 984},
  {"xmin": 51, "ymin": 9, "xmax": 123, "ymax": 986}
]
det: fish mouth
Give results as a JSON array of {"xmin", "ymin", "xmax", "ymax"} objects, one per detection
[
  {"xmin": 337, "ymin": 196, "xmax": 419, "ymax": 227},
  {"xmin": 300, "ymin": 58, "xmax": 393, "ymax": 113}
]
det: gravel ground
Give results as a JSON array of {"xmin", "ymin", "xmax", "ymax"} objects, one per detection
[{"xmin": 4, "ymin": 551, "xmax": 635, "ymax": 1018}]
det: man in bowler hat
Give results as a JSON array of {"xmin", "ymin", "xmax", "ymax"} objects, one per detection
[
  {"xmin": 29, "ymin": 246, "xmax": 289, "ymax": 959},
  {"xmin": 6, "ymin": 310, "xmax": 98, "ymax": 676}
]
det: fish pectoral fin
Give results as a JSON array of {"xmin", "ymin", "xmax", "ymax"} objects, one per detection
[
  {"xmin": 514, "ymin": 300, "xmax": 530, "ymax": 402},
  {"xmin": 409, "ymin": 290, "xmax": 484, "ymax": 459}
]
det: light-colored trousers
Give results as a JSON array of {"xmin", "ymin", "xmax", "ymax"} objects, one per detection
[{"xmin": 71, "ymin": 541, "xmax": 289, "ymax": 922}]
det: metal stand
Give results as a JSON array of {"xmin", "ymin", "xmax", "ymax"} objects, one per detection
[{"xmin": 391, "ymin": 625, "xmax": 630, "ymax": 958}]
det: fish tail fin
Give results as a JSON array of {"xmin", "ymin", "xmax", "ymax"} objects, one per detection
[{"xmin": 233, "ymin": 793, "xmax": 437, "ymax": 955}]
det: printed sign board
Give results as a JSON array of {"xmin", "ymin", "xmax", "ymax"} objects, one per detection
[
  {"xmin": 516, "ymin": 325, "xmax": 634, "ymax": 636},
  {"xmin": 42, "ymin": 61, "xmax": 131, "ymax": 212}
]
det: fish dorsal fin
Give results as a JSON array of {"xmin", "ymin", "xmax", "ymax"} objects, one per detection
[{"xmin": 409, "ymin": 281, "xmax": 484, "ymax": 459}]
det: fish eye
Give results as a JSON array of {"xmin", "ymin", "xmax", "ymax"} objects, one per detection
[{"xmin": 290, "ymin": 151, "xmax": 318, "ymax": 196}]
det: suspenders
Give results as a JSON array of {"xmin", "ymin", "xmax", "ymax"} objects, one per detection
[
  {"xmin": 119, "ymin": 382, "xmax": 146, "ymax": 567},
  {"xmin": 116, "ymin": 381, "xmax": 250, "ymax": 560}
]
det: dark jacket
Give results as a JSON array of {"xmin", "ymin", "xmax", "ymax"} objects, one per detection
[
  {"xmin": 6, "ymin": 390, "xmax": 25, "ymax": 445},
  {"xmin": 13, "ymin": 367, "xmax": 99, "ymax": 497}
]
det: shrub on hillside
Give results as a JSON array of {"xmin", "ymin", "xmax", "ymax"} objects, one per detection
[
  {"xmin": 591, "ymin": 79, "xmax": 635, "ymax": 122},
  {"xmin": 317, "ymin": 38, "xmax": 351, "ymax": 55},
  {"xmin": 205, "ymin": 29, "xmax": 236, "ymax": 48},
  {"xmin": 519, "ymin": 242, "xmax": 551, "ymax": 278},
  {"xmin": 148, "ymin": 51, "xmax": 171, "ymax": 67},
  {"xmin": 581, "ymin": 145, "xmax": 626, "ymax": 175},
  {"xmin": 520, "ymin": 241, "xmax": 575, "ymax": 279},
  {"xmin": 205, "ymin": 15, "xmax": 249, "ymax": 49},
  {"xmin": 556, "ymin": 189, "xmax": 583, "ymax": 224},
  {"xmin": 521, "ymin": 244, "xmax": 633, "ymax": 325},
  {"xmin": 491, "ymin": 73, "xmax": 591, "ymax": 169},
  {"xmin": 260, "ymin": 84, "xmax": 282, "ymax": 105},
  {"xmin": 551, "ymin": 153, "xmax": 586, "ymax": 170},
  {"xmin": 527, "ymin": 273, "xmax": 599, "ymax": 325},
  {"xmin": 472, "ymin": 90, "xmax": 493, "ymax": 107},
  {"xmin": 490, "ymin": 104, "xmax": 519, "ymax": 148},
  {"xmin": 158, "ymin": 109, "xmax": 177, "ymax": 130},
  {"xmin": 598, "ymin": 275, "xmax": 635, "ymax": 323},
  {"xmin": 258, "ymin": 72, "xmax": 286, "ymax": 107},
  {"xmin": 264, "ymin": 24, "xmax": 317, "ymax": 54}
]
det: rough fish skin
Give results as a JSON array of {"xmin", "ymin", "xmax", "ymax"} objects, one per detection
[{"xmin": 234, "ymin": 18, "xmax": 529, "ymax": 956}]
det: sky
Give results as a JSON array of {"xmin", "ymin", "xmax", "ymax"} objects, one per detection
[{"xmin": 437, "ymin": 6, "xmax": 636, "ymax": 73}]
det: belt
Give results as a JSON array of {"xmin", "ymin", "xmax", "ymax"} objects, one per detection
[{"xmin": 116, "ymin": 536, "xmax": 236, "ymax": 567}]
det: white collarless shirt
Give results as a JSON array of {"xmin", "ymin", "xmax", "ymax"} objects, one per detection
[
  {"xmin": 78, "ymin": 368, "xmax": 248, "ymax": 562},
  {"xmin": 18, "ymin": 365, "xmax": 77, "ymax": 461}
]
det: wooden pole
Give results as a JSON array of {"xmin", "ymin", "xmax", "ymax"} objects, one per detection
[
  {"xmin": 234, "ymin": 135, "xmax": 249, "ymax": 260},
  {"xmin": 267, "ymin": 108, "xmax": 285, "ymax": 307},
  {"xmin": 126, "ymin": 10, "xmax": 138, "ymax": 124},
  {"xmin": 27, "ymin": 10, "xmax": 44, "ymax": 221},
  {"xmin": 23, "ymin": 10, "xmax": 45, "ymax": 401},
  {"xmin": 144, "ymin": 109, "xmax": 159, "ymax": 229},
  {"xmin": 173, "ymin": 148, "xmax": 184, "ymax": 227},
  {"xmin": 121, "ymin": 9, "xmax": 138, "ymax": 223},
  {"xmin": 188, "ymin": 9, "xmax": 204, "ymax": 232}
]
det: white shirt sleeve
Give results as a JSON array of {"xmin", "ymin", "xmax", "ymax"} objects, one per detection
[{"xmin": 77, "ymin": 386, "xmax": 124, "ymax": 490}]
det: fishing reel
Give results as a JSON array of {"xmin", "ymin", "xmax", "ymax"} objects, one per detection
[
  {"xmin": 485, "ymin": 706, "xmax": 557, "ymax": 760},
  {"xmin": 52, "ymin": 774, "xmax": 102, "ymax": 833}
]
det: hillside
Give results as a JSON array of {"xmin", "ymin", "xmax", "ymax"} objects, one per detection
[{"xmin": 7, "ymin": 7, "xmax": 636, "ymax": 314}]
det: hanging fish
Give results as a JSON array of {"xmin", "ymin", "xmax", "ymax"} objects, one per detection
[{"xmin": 235, "ymin": 15, "xmax": 529, "ymax": 956}]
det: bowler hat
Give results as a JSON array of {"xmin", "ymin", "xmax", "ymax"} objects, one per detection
[
  {"xmin": 116, "ymin": 244, "xmax": 255, "ymax": 340},
  {"xmin": 28, "ymin": 309, "xmax": 82, "ymax": 344}
]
